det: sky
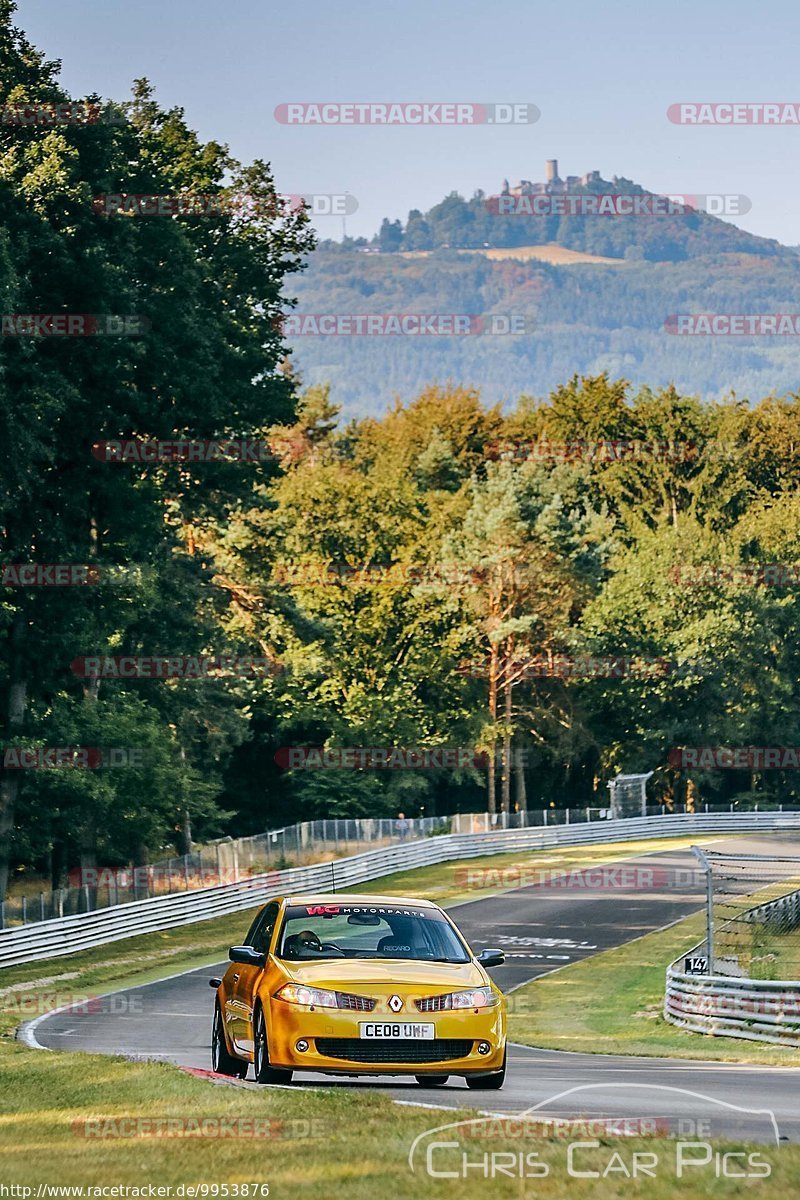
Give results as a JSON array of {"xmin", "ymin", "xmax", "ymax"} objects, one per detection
[{"xmin": 16, "ymin": 0, "xmax": 800, "ymax": 245}]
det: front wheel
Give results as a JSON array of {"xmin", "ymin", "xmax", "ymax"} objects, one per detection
[
  {"xmin": 211, "ymin": 1003, "xmax": 247, "ymax": 1078},
  {"xmin": 253, "ymin": 1005, "xmax": 293, "ymax": 1085},
  {"xmin": 465, "ymin": 1049, "xmax": 506, "ymax": 1091}
]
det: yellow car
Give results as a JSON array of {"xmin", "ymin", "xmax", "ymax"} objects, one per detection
[{"xmin": 210, "ymin": 892, "xmax": 507, "ymax": 1089}]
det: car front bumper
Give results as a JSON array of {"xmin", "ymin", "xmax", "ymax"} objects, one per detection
[{"xmin": 266, "ymin": 999, "xmax": 506, "ymax": 1075}]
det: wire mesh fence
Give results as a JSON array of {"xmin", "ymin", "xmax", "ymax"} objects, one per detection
[
  {"xmin": 3, "ymin": 801, "xmax": 800, "ymax": 931},
  {"xmin": 0, "ymin": 815, "xmax": 452, "ymax": 929},
  {"xmin": 692, "ymin": 848, "xmax": 800, "ymax": 980}
]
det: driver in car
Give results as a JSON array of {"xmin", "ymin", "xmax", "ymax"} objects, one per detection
[{"xmin": 283, "ymin": 929, "xmax": 329, "ymax": 958}]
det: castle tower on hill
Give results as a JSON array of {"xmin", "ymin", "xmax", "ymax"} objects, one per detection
[{"xmin": 507, "ymin": 162, "xmax": 603, "ymax": 198}]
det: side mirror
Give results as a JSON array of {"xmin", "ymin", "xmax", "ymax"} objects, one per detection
[
  {"xmin": 228, "ymin": 945, "xmax": 266, "ymax": 967},
  {"xmin": 208, "ymin": 977, "xmax": 222, "ymax": 989},
  {"xmin": 477, "ymin": 948, "xmax": 505, "ymax": 968}
]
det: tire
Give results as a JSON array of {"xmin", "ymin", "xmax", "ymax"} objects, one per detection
[
  {"xmin": 211, "ymin": 1002, "xmax": 247, "ymax": 1078},
  {"xmin": 465, "ymin": 1049, "xmax": 506, "ymax": 1091},
  {"xmin": 253, "ymin": 1004, "xmax": 293, "ymax": 1085},
  {"xmin": 416, "ymin": 1074, "xmax": 449, "ymax": 1086}
]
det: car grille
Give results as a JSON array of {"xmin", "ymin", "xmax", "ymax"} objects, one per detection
[
  {"xmin": 335, "ymin": 991, "xmax": 376, "ymax": 1012},
  {"xmin": 415, "ymin": 994, "xmax": 451, "ymax": 1012},
  {"xmin": 315, "ymin": 1038, "xmax": 473, "ymax": 1063}
]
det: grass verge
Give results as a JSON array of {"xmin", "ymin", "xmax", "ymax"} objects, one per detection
[
  {"xmin": 1, "ymin": 1042, "xmax": 799, "ymax": 1197},
  {"xmin": 508, "ymin": 910, "xmax": 800, "ymax": 1065}
]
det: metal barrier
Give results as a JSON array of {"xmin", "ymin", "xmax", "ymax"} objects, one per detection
[
  {"xmin": 665, "ymin": 873, "xmax": 800, "ymax": 1046},
  {"xmin": 3, "ymin": 811, "xmax": 800, "ymax": 971},
  {"xmin": 8, "ymin": 800, "xmax": 791, "ymax": 932},
  {"xmin": 0, "ymin": 814, "xmax": 455, "ymax": 930},
  {"xmin": 665, "ymin": 962, "xmax": 800, "ymax": 1046},
  {"xmin": 0, "ymin": 808, "xmax": 620, "ymax": 929}
]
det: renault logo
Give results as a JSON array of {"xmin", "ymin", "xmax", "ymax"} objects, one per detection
[{"xmin": 388, "ymin": 995, "xmax": 403, "ymax": 1013}]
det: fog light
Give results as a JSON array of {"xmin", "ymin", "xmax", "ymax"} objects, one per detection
[
  {"xmin": 477, "ymin": 1041, "xmax": 491, "ymax": 1055},
  {"xmin": 296, "ymin": 1039, "xmax": 309, "ymax": 1053}
]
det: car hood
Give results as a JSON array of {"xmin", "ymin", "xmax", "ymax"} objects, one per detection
[{"xmin": 276, "ymin": 957, "xmax": 488, "ymax": 991}]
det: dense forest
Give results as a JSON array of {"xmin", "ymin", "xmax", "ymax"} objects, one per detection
[
  {"xmin": 2, "ymin": 4, "xmax": 800, "ymax": 896},
  {"xmin": 290, "ymin": 244, "xmax": 800, "ymax": 415}
]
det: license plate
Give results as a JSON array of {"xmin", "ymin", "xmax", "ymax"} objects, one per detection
[{"xmin": 359, "ymin": 1022, "xmax": 435, "ymax": 1039}]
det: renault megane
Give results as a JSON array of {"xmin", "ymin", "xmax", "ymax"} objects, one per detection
[{"xmin": 210, "ymin": 892, "xmax": 507, "ymax": 1088}]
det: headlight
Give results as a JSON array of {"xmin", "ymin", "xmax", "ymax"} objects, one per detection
[
  {"xmin": 274, "ymin": 983, "xmax": 339, "ymax": 1008},
  {"xmin": 449, "ymin": 987, "xmax": 500, "ymax": 1009},
  {"xmin": 419, "ymin": 987, "xmax": 500, "ymax": 1011}
]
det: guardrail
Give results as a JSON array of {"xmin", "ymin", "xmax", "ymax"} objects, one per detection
[
  {"xmin": 744, "ymin": 887, "xmax": 800, "ymax": 930},
  {"xmin": 11, "ymin": 800, "xmax": 792, "ymax": 932},
  {"xmin": 665, "ymin": 963, "xmax": 800, "ymax": 1046},
  {"xmin": 3, "ymin": 811, "xmax": 800, "ymax": 971},
  {"xmin": 665, "ymin": 878, "xmax": 800, "ymax": 1046}
]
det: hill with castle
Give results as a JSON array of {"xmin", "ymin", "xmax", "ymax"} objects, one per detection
[
  {"xmin": 288, "ymin": 162, "xmax": 800, "ymax": 415},
  {"xmin": 361, "ymin": 159, "xmax": 788, "ymax": 262}
]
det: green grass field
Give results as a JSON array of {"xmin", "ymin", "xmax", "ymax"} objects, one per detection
[{"xmin": 2, "ymin": 1041, "xmax": 799, "ymax": 1199}]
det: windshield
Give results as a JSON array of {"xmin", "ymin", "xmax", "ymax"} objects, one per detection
[{"xmin": 276, "ymin": 903, "xmax": 470, "ymax": 963}]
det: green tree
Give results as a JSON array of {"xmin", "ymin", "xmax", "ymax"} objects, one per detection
[{"xmin": 0, "ymin": 3, "xmax": 314, "ymax": 895}]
